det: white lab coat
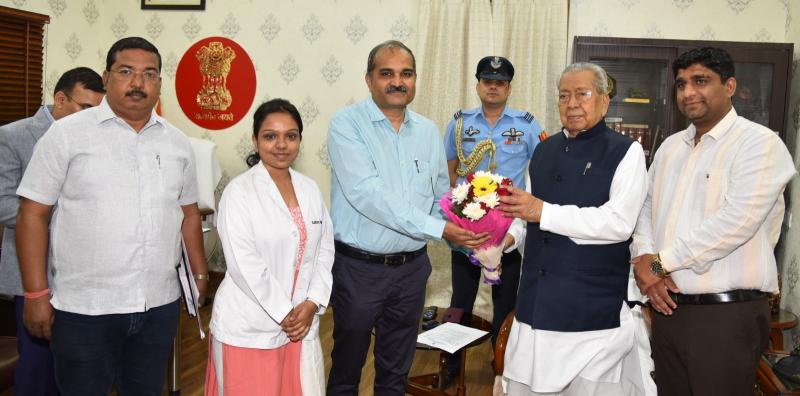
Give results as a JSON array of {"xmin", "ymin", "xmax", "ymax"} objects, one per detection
[{"xmin": 209, "ymin": 163, "xmax": 333, "ymax": 396}]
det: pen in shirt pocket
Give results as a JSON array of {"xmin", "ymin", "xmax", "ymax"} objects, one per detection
[
  {"xmin": 156, "ymin": 154, "xmax": 161, "ymax": 169},
  {"xmin": 583, "ymin": 162, "xmax": 592, "ymax": 175},
  {"xmin": 414, "ymin": 158, "xmax": 420, "ymax": 173}
]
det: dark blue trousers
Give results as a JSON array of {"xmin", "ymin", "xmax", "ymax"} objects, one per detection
[
  {"xmin": 49, "ymin": 299, "xmax": 179, "ymax": 396},
  {"xmin": 14, "ymin": 296, "xmax": 59, "ymax": 396},
  {"xmin": 450, "ymin": 249, "xmax": 521, "ymax": 345},
  {"xmin": 326, "ymin": 251, "xmax": 431, "ymax": 396}
]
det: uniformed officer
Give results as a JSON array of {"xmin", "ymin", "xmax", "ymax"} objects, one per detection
[{"xmin": 442, "ymin": 55, "xmax": 544, "ymax": 379}]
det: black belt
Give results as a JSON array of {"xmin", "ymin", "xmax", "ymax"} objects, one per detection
[
  {"xmin": 667, "ymin": 290, "xmax": 768, "ymax": 305},
  {"xmin": 334, "ymin": 241, "xmax": 426, "ymax": 266}
]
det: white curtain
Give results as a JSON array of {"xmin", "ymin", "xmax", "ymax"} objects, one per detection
[
  {"xmin": 414, "ymin": 0, "xmax": 494, "ymax": 132},
  {"xmin": 493, "ymin": 0, "xmax": 569, "ymax": 134},
  {"xmin": 415, "ymin": 0, "xmax": 495, "ymax": 319}
]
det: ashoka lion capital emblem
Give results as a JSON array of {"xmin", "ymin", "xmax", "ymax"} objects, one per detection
[{"xmin": 196, "ymin": 41, "xmax": 236, "ymax": 111}]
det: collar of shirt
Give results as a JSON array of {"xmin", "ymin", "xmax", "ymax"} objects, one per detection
[
  {"xmin": 560, "ymin": 119, "xmax": 607, "ymax": 140},
  {"xmin": 461, "ymin": 105, "xmax": 514, "ymax": 124},
  {"xmin": 95, "ymin": 96, "xmax": 163, "ymax": 132},
  {"xmin": 681, "ymin": 107, "xmax": 738, "ymax": 146},
  {"xmin": 42, "ymin": 105, "xmax": 55, "ymax": 124},
  {"xmin": 365, "ymin": 96, "xmax": 418, "ymax": 127},
  {"xmin": 478, "ymin": 105, "xmax": 516, "ymax": 122}
]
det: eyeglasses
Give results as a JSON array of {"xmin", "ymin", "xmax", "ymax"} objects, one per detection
[
  {"xmin": 63, "ymin": 92, "xmax": 94, "ymax": 110},
  {"xmin": 109, "ymin": 67, "xmax": 160, "ymax": 83},
  {"xmin": 558, "ymin": 89, "xmax": 594, "ymax": 104}
]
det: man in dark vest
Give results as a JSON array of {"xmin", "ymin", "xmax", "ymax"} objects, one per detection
[{"xmin": 498, "ymin": 62, "xmax": 649, "ymax": 395}]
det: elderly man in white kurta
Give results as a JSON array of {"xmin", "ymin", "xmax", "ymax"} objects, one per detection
[{"xmin": 499, "ymin": 62, "xmax": 650, "ymax": 395}]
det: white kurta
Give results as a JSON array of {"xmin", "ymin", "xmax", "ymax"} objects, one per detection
[{"xmin": 502, "ymin": 136, "xmax": 653, "ymax": 395}]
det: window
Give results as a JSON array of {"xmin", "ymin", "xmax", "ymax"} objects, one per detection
[{"xmin": 0, "ymin": 6, "xmax": 49, "ymax": 126}]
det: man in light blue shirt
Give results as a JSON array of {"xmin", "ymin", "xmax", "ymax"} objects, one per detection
[{"xmin": 326, "ymin": 40, "xmax": 487, "ymax": 396}]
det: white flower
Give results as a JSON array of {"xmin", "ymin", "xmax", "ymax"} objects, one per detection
[
  {"xmin": 490, "ymin": 173, "xmax": 505, "ymax": 185},
  {"xmin": 476, "ymin": 191, "xmax": 500, "ymax": 208},
  {"xmin": 462, "ymin": 202, "xmax": 487, "ymax": 221},
  {"xmin": 451, "ymin": 182, "xmax": 470, "ymax": 204},
  {"xmin": 473, "ymin": 170, "xmax": 492, "ymax": 179}
]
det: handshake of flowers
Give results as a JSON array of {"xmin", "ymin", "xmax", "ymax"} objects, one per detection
[{"xmin": 440, "ymin": 171, "xmax": 513, "ymax": 285}]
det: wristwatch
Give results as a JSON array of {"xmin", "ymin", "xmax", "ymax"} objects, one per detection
[{"xmin": 650, "ymin": 253, "xmax": 667, "ymax": 279}]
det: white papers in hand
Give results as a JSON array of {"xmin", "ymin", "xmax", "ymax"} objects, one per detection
[
  {"xmin": 417, "ymin": 322, "xmax": 488, "ymax": 354},
  {"xmin": 177, "ymin": 238, "xmax": 206, "ymax": 339}
]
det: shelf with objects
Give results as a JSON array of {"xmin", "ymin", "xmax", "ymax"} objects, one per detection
[
  {"xmin": 572, "ymin": 36, "xmax": 793, "ymax": 164},
  {"xmin": 595, "ymin": 58, "xmax": 671, "ymax": 163}
]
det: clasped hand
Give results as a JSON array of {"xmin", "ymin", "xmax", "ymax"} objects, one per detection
[
  {"xmin": 630, "ymin": 254, "xmax": 680, "ymax": 315},
  {"xmin": 280, "ymin": 300, "xmax": 317, "ymax": 342}
]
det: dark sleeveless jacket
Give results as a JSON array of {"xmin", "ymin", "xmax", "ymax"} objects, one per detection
[{"xmin": 515, "ymin": 121, "xmax": 634, "ymax": 332}]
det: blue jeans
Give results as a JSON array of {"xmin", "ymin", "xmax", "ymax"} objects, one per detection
[{"xmin": 50, "ymin": 299, "xmax": 179, "ymax": 396}]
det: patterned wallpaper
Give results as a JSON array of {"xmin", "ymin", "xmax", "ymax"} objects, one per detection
[
  {"xmin": 569, "ymin": 0, "xmax": 789, "ymax": 46},
  {"xmin": 779, "ymin": 0, "xmax": 800, "ymax": 349},
  {"xmin": 0, "ymin": 0, "xmax": 420, "ymax": 211}
]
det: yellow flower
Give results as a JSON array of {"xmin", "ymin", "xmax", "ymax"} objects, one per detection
[{"xmin": 470, "ymin": 176, "xmax": 497, "ymax": 197}]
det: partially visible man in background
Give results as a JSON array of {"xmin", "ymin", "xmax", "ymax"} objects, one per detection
[{"xmin": 0, "ymin": 66, "xmax": 104, "ymax": 396}]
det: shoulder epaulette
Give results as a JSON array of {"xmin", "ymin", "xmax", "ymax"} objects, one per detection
[
  {"xmin": 537, "ymin": 130, "xmax": 549, "ymax": 142},
  {"xmin": 523, "ymin": 112, "xmax": 535, "ymax": 123},
  {"xmin": 453, "ymin": 110, "xmax": 462, "ymax": 120}
]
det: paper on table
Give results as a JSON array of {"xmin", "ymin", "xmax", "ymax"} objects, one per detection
[
  {"xmin": 177, "ymin": 238, "xmax": 206, "ymax": 339},
  {"xmin": 417, "ymin": 322, "xmax": 488, "ymax": 354}
]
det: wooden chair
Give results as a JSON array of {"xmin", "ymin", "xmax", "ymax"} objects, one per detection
[
  {"xmin": 756, "ymin": 350, "xmax": 800, "ymax": 396},
  {"xmin": 494, "ymin": 310, "xmax": 515, "ymax": 376}
]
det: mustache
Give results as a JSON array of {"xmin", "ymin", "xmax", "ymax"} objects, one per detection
[
  {"xmin": 385, "ymin": 85, "xmax": 408, "ymax": 94},
  {"xmin": 125, "ymin": 89, "xmax": 147, "ymax": 98}
]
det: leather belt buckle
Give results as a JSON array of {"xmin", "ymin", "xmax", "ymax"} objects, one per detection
[{"xmin": 384, "ymin": 254, "xmax": 406, "ymax": 266}]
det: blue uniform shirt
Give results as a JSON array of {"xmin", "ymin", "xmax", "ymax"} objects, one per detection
[
  {"xmin": 443, "ymin": 106, "xmax": 542, "ymax": 189},
  {"xmin": 327, "ymin": 97, "xmax": 450, "ymax": 254}
]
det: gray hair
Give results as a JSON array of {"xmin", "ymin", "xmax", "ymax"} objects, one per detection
[
  {"xmin": 558, "ymin": 62, "xmax": 609, "ymax": 95},
  {"xmin": 366, "ymin": 40, "xmax": 416, "ymax": 75}
]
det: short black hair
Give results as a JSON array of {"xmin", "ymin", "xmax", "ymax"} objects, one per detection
[
  {"xmin": 53, "ymin": 67, "xmax": 104, "ymax": 96},
  {"xmin": 672, "ymin": 47, "xmax": 735, "ymax": 82},
  {"xmin": 246, "ymin": 99, "xmax": 304, "ymax": 168},
  {"xmin": 105, "ymin": 36, "xmax": 162, "ymax": 71},
  {"xmin": 366, "ymin": 40, "xmax": 416, "ymax": 75}
]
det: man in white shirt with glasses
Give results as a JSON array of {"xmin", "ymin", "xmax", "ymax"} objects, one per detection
[{"xmin": 16, "ymin": 36, "xmax": 208, "ymax": 396}]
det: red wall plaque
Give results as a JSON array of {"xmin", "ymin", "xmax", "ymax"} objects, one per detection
[{"xmin": 175, "ymin": 37, "xmax": 256, "ymax": 130}]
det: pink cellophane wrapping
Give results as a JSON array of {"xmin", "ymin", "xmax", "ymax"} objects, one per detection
[{"xmin": 440, "ymin": 192, "xmax": 513, "ymax": 284}]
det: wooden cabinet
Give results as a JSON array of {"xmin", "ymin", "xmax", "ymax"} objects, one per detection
[{"xmin": 573, "ymin": 36, "xmax": 793, "ymax": 162}]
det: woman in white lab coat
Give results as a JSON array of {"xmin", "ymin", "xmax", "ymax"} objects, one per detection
[{"xmin": 205, "ymin": 99, "xmax": 334, "ymax": 396}]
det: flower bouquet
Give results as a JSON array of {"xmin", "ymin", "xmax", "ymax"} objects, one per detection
[{"xmin": 439, "ymin": 171, "xmax": 513, "ymax": 285}]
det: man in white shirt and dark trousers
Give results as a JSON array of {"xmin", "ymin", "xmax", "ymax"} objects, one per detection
[
  {"xmin": 15, "ymin": 37, "xmax": 208, "ymax": 396},
  {"xmin": 631, "ymin": 47, "xmax": 796, "ymax": 395}
]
